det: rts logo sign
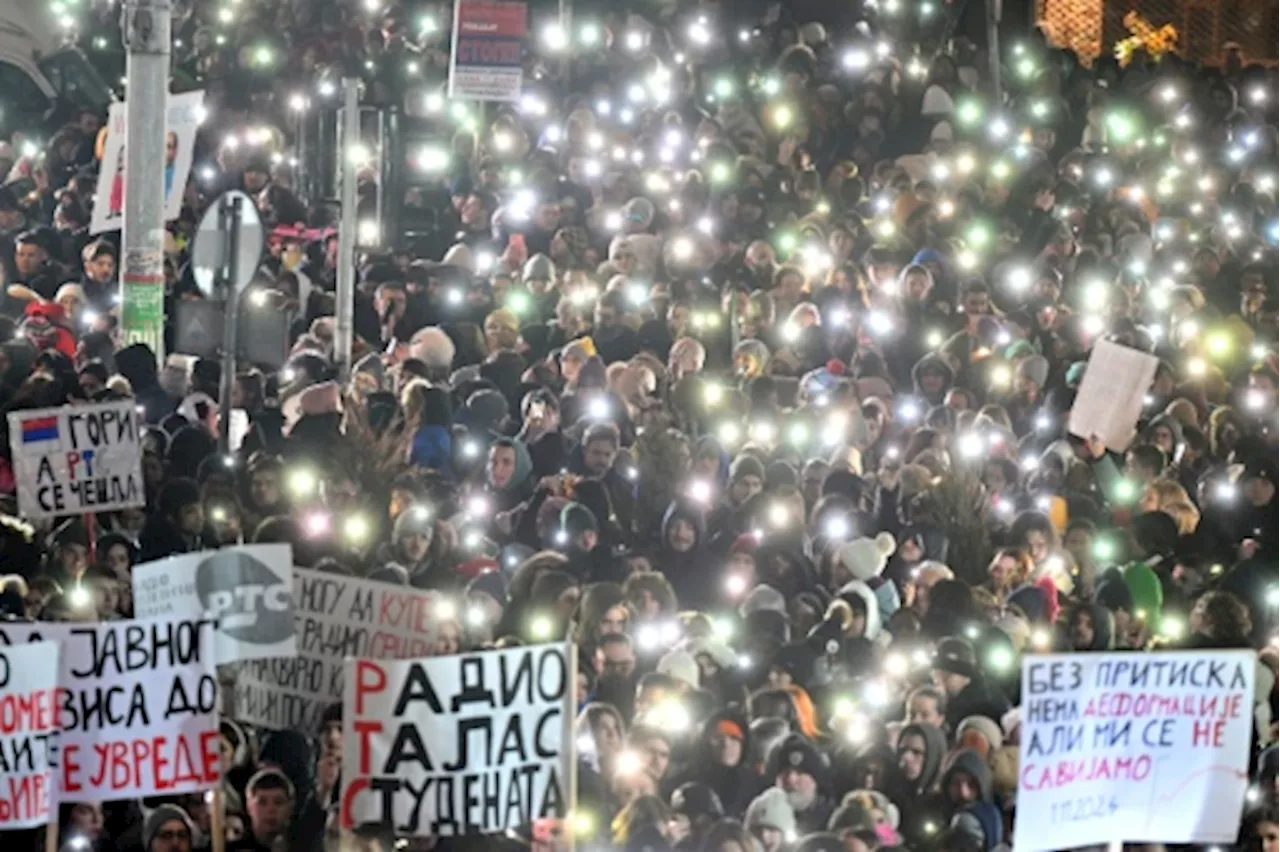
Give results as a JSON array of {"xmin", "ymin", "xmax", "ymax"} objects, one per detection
[{"xmin": 194, "ymin": 550, "xmax": 294, "ymax": 644}]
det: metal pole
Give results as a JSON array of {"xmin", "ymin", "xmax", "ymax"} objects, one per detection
[
  {"xmin": 119, "ymin": 0, "xmax": 172, "ymax": 364},
  {"xmin": 335, "ymin": 78, "xmax": 359, "ymax": 383},
  {"xmin": 986, "ymin": 0, "xmax": 1003, "ymax": 104},
  {"xmin": 380, "ymin": 106, "xmax": 404, "ymax": 250},
  {"xmin": 217, "ymin": 195, "xmax": 242, "ymax": 455}
]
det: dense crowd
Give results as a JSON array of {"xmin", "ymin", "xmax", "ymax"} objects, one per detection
[{"xmin": 0, "ymin": 0, "xmax": 1277, "ymax": 851}]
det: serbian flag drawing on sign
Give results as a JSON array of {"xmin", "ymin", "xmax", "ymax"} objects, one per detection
[{"xmin": 21, "ymin": 416, "xmax": 59, "ymax": 444}]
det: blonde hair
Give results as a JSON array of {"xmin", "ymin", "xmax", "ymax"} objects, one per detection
[
  {"xmin": 1163, "ymin": 500, "xmax": 1201, "ymax": 536},
  {"xmin": 1140, "ymin": 477, "xmax": 1192, "ymax": 513}
]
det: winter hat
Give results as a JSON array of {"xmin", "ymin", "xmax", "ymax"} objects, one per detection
[
  {"xmin": 827, "ymin": 799, "xmax": 874, "ymax": 833},
  {"xmin": 144, "ymin": 804, "xmax": 194, "ymax": 848},
  {"xmin": 836, "ymin": 532, "xmax": 896, "ymax": 581},
  {"xmin": 746, "ymin": 787, "xmax": 797, "ymax": 836},
  {"xmin": 656, "ymin": 648, "xmax": 700, "ymax": 689},
  {"xmin": 740, "ymin": 584, "xmax": 787, "ymax": 617},
  {"xmin": 730, "ymin": 454, "xmax": 767, "ymax": 484},
  {"xmin": 393, "ymin": 509, "xmax": 435, "ymax": 545},
  {"xmin": 1016, "ymin": 354, "xmax": 1050, "ymax": 388},
  {"xmin": 956, "ymin": 716, "xmax": 1004, "ymax": 752},
  {"xmin": 767, "ymin": 733, "xmax": 828, "ymax": 786},
  {"xmin": 1122, "ymin": 562, "xmax": 1164, "ymax": 619},
  {"xmin": 921, "ymin": 85, "xmax": 956, "ymax": 117},
  {"xmin": 686, "ymin": 636, "xmax": 736, "ymax": 670},
  {"xmin": 931, "ymin": 637, "xmax": 978, "ymax": 679},
  {"xmin": 670, "ymin": 782, "xmax": 724, "ymax": 821},
  {"xmin": 442, "ymin": 242, "xmax": 475, "ymax": 272}
]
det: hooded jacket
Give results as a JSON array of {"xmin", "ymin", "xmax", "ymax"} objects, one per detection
[
  {"xmin": 941, "ymin": 748, "xmax": 995, "ymax": 807},
  {"xmin": 675, "ymin": 709, "xmax": 760, "ymax": 814},
  {"xmin": 911, "ymin": 353, "xmax": 955, "ymax": 406},
  {"xmin": 897, "ymin": 723, "xmax": 948, "ymax": 795},
  {"xmin": 836, "ymin": 579, "xmax": 883, "ymax": 641},
  {"xmin": 1066, "ymin": 601, "xmax": 1115, "ymax": 651},
  {"xmin": 657, "ymin": 498, "xmax": 713, "ymax": 609}
]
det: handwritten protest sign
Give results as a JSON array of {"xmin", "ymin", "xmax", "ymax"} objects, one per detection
[
  {"xmin": 133, "ymin": 544, "xmax": 296, "ymax": 664},
  {"xmin": 0, "ymin": 642, "xmax": 60, "ymax": 829},
  {"xmin": 1067, "ymin": 339, "xmax": 1159, "ymax": 453},
  {"xmin": 233, "ymin": 569, "xmax": 444, "ymax": 730},
  {"xmin": 91, "ymin": 91, "xmax": 204, "ymax": 235},
  {"xmin": 340, "ymin": 643, "xmax": 572, "ymax": 836},
  {"xmin": 0, "ymin": 617, "xmax": 219, "ymax": 802},
  {"xmin": 1015, "ymin": 651, "xmax": 1255, "ymax": 852},
  {"xmin": 7, "ymin": 400, "xmax": 145, "ymax": 520}
]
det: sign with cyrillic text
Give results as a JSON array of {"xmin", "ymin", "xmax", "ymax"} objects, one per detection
[
  {"xmin": 233, "ymin": 569, "xmax": 445, "ymax": 731},
  {"xmin": 448, "ymin": 0, "xmax": 527, "ymax": 101},
  {"xmin": 7, "ymin": 401, "xmax": 144, "ymax": 520},
  {"xmin": 133, "ymin": 545, "xmax": 296, "ymax": 664},
  {"xmin": 340, "ymin": 643, "xmax": 572, "ymax": 836},
  {"xmin": 1015, "ymin": 651, "xmax": 1255, "ymax": 852},
  {"xmin": 0, "ymin": 617, "xmax": 220, "ymax": 802},
  {"xmin": 0, "ymin": 642, "xmax": 60, "ymax": 829}
]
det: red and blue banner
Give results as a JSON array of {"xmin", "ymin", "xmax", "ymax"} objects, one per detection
[{"xmin": 449, "ymin": 0, "xmax": 527, "ymax": 102}]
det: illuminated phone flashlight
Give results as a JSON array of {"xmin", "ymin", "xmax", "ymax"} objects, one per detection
[
  {"xmin": 824, "ymin": 515, "xmax": 851, "ymax": 540},
  {"xmin": 958, "ymin": 432, "xmax": 984, "ymax": 459},
  {"xmin": 897, "ymin": 399, "xmax": 921, "ymax": 422},
  {"xmin": 995, "ymin": 498, "xmax": 1014, "ymax": 517},
  {"xmin": 1159, "ymin": 614, "xmax": 1186, "ymax": 640},
  {"xmin": 768, "ymin": 502, "xmax": 789, "ymax": 528},
  {"xmin": 718, "ymin": 421, "xmax": 741, "ymax": 445},
  {"xmin": 343, "ymin": 514, "xmax": 371, "ymax": 544},
  {"xmin": 866, "ymin": 310, "xmax": 893, "ymax": 337},
  {"xmin": 686, "ymin": 479, "xmax": 713, "ymax": 505},
  {"xmin": 987, "ymin": 645, "xmax": 1014, "ymax": 673},
  {"xmin": 288, "ymin": 468, "xmax": 318, "ymax": 498},
  {"xmin": 750, "ymin": 421, "xmax": 776, "ymax": 443},
  {"xmin": 615, "ymin": 749, "xmax": 643, "ymax": 776},
  {"xmin": 461, "ymin": 439, "xmax": 481, "ymax": 459},
  {"xmin": 305, "ymin": 511, "xmax": 331, "ymax": 537},
  {"xmin": 530, "ymin": 613, "xmax": 554, "ymax": 640},
  {"xmin": 724, "ymin": 573, "xmax": 748, "ymax": 597},
  {"xmin": 464, "ymin": 495, "xmax": 489, "ymax": 519},
  {"xmin": 787, "ymin": 422, "xmax": 809, "ymax": 446}
]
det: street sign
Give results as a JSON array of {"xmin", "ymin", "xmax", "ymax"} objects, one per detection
[{"xmin": 191, "ymin": 190, "xmax": 265, "ymax": 298}]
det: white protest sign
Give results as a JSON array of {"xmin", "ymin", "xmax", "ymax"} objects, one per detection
[
  {"xmin": 233, "ymin": 569, "xmax": 445, "ymax": 730},
  {"xmin": 7, "ymin": 400, "xmax": 145, "ymax": 520},
  {"xmin": 0, "ymin": 617, "xmax": 219, "ymax": 802},
  {"xmin": 1067, "ymin": 339, "xmax": 1160, "ymax": 453},
  {"xmin": 132, "ymin": 544, "xmax": 296, "ymax": 664},
  {"xmin": 0, "ymin": 642, "xmax": 60, "ymax": 829},
  {"xmin": 340, "ymin": 643, "xmax": 572, "ymax": 836},
  {"xmin": 1015, "ymin": 650, "xmax": 1256, "ymax": 852},
  {"xmin": 91, "ymin": 90, "xmax": 204, "ymax": 235}
]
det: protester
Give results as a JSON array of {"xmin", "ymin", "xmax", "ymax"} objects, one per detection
[{"xmin": 0, "ymin": 0, "xmax": 1276, "ymax": 850}]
